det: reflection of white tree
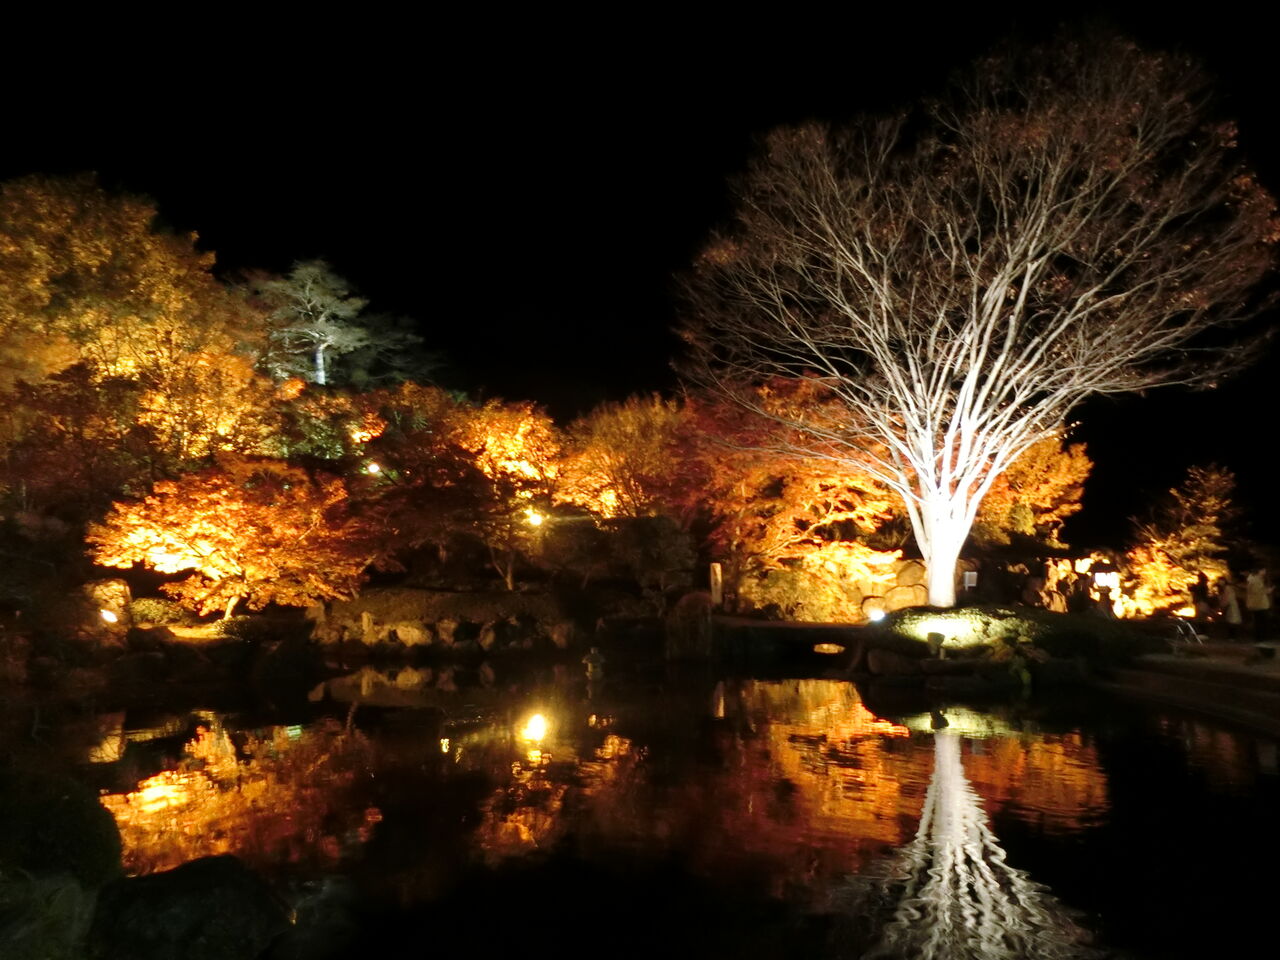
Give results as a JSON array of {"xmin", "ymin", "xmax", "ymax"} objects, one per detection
[{"xmin": 857, "ymin": 733, "xmax": 1102, "ymax": 960}]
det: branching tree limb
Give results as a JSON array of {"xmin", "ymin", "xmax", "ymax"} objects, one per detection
[{"xmin": 681, "ymin": 35, "xmax": 1276, "ymax": 605}]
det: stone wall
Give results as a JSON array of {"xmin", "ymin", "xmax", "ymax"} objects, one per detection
[{"xmin": 308, "ymin": 588, "xmax": 578, "ymax": 652}]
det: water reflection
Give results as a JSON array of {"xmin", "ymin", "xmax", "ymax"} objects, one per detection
[
  {"xmin": 56, "ymin": 665, "xmax": 1280, "ymax": 957},
  {"xmin": 99, "ymin": 715, "xmax": 380, "ymax": 875},
  {"xmin": 852, "ymin": 732, "xmax": 1102, "ymax": 960}
]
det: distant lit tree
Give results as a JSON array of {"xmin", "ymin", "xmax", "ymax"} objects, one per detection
[
  {"xmin": 87, "ymin": 457, "xmax": 375, "ymax": 618},
  {"xmin": 1126, "ymin": 464, "xmax": 1237, "ymax": 614},
  {"xmin": 252, "ymin": 261, "xmax": 428, "ymax": 387},
  {"xmin": 682, "ymin": 35, "xmax": 1276, "ymax": 606},
  {"xmin": 456, "ymin": 400, "xmax": 561, "ymax": 589},
  {"xmin": 253, "ymin": 261, "xmax": 370, "ymax": 386}
]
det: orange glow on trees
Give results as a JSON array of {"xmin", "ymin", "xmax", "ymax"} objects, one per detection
[
  {"xmin": 557, "ymin": 394, "xmax": 687, "ymax": 519},
  {"xmin": 87, "ymin": 457, "xmax": 376, "ymax": 618},
  {"xmin": 971, "ymin": 437, "xmax": 1091, "ymax": 547},
  {"xmin": 1125, "ymin": 465, "xmax": 1236, "ymax": 615},
  {"xmin": 683, "ymin": 388, "xmax": 901, "ymax": 620}
]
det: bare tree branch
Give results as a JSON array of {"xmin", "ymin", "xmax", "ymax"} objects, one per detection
[{"xmin": 681, "ymin": 35, "xmax": 1276, "ymax": 605}]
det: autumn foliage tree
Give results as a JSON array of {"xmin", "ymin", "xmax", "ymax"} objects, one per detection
[
  {"xmin": 557, "ymin": 394, "xmax": 687, "ymax": 519},
  {"xmin": 1126, "ymin": 465, "xmax": 1237, "ymax": 614},
  {"xmin": 88, "ymin": 457, "xmax": 376, "ymax": 618},
  {"xmin": 0, "ymin": 175, "xmax": 263, "ymax": 389},
  {"xmin": 970, "ymin": 437, "xmax": 1092, "ymax": 548},
  {"xmin": 682, "ymin": 35, "xmax": 1276, "ymax": 606}
]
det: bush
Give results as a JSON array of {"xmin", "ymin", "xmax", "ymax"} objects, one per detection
[
  {"xmin": 127, "ymin": 597, "xmax": 196, "ymax": 626},
  {"xmin": 215, "ymin": 615, "xmax": 311, "ymax": 645}
]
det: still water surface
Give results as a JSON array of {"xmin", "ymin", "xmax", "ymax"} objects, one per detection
[{"xmin": 43, "ymin": 660, "xmax": 1280, "ymax": 957}]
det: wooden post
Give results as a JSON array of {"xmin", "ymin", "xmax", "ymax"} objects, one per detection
[{"xmin": 710, "ymin": 562, "xmax": 723, "ymax": 607}]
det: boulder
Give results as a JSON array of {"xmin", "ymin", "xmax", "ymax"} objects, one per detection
[
  {"xmin": 884, "ymin": 583, "xmax": 928, "ymax": 611},
  {"xmin": 89, "ymin": 855, "xmax": 288, "ymax": 960},
  {"xmin": 866, "ymin": 648, "xmax": 923, "ymax": 677},
  {"xmin": 895, "ymin": 560, "xmax": 927, "ymax": 587},
  {"xmin": 549, "ymin": 620, "xmax": 575, "ymax": 651},
  {"xmin": 436, "ymin": 618, "xmax": 459, "ymax": 646},
  {"xmin": 0, "ymin": 769, "xmax": 122, "ymax": 886},
  {"xmin": 389, "ymin": 623, "xmax": 431, "ymax": 647}
]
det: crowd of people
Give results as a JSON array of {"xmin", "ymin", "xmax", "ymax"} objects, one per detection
[{"xmin": 1010, "ymin": 560, "xmax": 1274, "ymax": 641}]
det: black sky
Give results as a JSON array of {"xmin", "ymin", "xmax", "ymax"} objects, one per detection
[{"xmin": 5, "ymin": 9, "xmax": 1280, "ymax": 547}]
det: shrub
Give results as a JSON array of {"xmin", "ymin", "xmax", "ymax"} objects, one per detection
[{"xmin": 127, "ymin": 597, "xmax": 196, "ymax": 626}]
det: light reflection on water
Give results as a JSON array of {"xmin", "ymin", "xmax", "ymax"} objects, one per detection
[{"xmin": 26, "ymin": 668, "xmax": 1275, "ymax": 957}]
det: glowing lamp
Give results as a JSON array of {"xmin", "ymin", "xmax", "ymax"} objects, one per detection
[
  {"xmin": 1091, "ymin": 564, "xmax": 1120, "ymax": 591},
  {"xmin": 525, "ymin": 509, "xmax": 545, "ymax": 527},
  {"xmin": 519, "ymin": 713, "xmax": 548, "ymax": 743},
  {"xmin": 1174, "ymin": 606, "xmax": 1196, "ymax": 618},
  {"xmin": 868, "ymin": 609, "xmax": 886, "ymax": 622},
  {"xmin": 100, "ymin": 609, "xmax": 119, "ymax": 624},
  {"xmin": 365, "ymin": 462, "xmax": 381, "ymax": 474},
  {"xmin": 439, "ymin": 738, "xmax": 450, "ymax": 753}
]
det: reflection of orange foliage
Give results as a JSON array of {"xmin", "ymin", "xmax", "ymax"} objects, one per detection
[
  {"xmin": 99, "ymin": 722, "xmax": 380, "ymax": 876},
  {"xmin": 963, "ymin": 735, "xmax": 1108, "ymax": 833}
]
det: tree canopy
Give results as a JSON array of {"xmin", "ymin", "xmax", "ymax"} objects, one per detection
[{"xmin": 681, "ymin": 34, "xmax": 1276, "ymax": 605}]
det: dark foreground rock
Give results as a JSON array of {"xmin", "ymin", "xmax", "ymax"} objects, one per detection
[{"xmin": 89, "ymin": 855, "xmax": 289, "ymax": 960}]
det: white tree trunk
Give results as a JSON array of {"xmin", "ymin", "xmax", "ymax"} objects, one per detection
[
  {"xmin": 313, "ymin": 343, "xmax": 329, "ymax": 385},
  {"xmin": 919, "ymin": 501, "xmax": 967, "ymax": 607}
]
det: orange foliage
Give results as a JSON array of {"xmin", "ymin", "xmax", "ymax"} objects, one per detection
[
  {"xmin": 557, "ymin": 394, "xmax": 686, "ymax": 518},
  {"xmin": 973, "ymin": 437, "xmax": 1091, "ymax": 547},
  {"xmin": 87, "ymin": 456, "xmax": 375, "ymax": 616}
]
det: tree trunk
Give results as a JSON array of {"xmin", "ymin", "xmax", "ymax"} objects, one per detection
[
  {"xmin": 920, "ymin": 501, "xmax": 966, "ymax": 607},
  {"xmin": 223, "ymin": 594, "xmax": 240, "ymax": 619},
  {"xmin": 314, "ymin": 343, "xmax": 328, "ymax": 385}
]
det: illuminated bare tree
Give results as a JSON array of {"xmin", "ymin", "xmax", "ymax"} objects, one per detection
[
  {"xmin": 682, "ymin": 36, "xmax": 1275, "ymax": 605},
  {"xmin": 853, "ymin": 733, "xmax": 1101, "ymax": 960}
]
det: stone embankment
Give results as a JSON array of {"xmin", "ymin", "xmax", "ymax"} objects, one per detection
[
  {"xmin": 308, "ymin": 588, "xmax": 580, "ymax": 652},
  {"xmin": 1095, "ymin": 645, "xmax": 1280, "ymax": 737}
]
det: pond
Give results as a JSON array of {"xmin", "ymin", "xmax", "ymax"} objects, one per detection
[{"xmin": 7, "ymin": 652, "xmax": 1280, "ymax": 959}]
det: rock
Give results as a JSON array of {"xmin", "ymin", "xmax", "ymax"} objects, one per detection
[
  {"xmin": 895, "ymin": 560, "xmax": 927, "ymax": 587},
  {"xmin": 884, "ymin": 583, "xmax": 928, "ymax": 611},
  {"xmin": 866, "ymin": 648, "xmax": 923, "ymax": 676},
  {"xmin": 862, "ymin": 597, "xmax": 888, "ymax": 620},
  {"xmin": 389, "ymin": 623, "xmax": 431, "ymax": 647},
  {"xmin": 89, "ymin": 855, "xmax": 288, "ymax": 960},
  {"xmin": 393, "ymin": 666, "xmax": 428, "ymax": 690},
  {"xmin": 549, "ymin": 620, "xmax": 575, "ymax": 650},
  {"xmin": 83, "ymin": 579, "xmax": 132, "ymax": 629},
  {"xmin": 436, "ymin": 618, "xmax": 458, "ymax": 646},
  {"xmin": 0, "ymin": 769, "xmax": 122, "ymax": 886},
  {"xmin": 477, "ymin": 621, "xmax": 497, "ymax": 651}
]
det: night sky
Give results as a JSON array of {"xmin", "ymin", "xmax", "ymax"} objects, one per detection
[{"xmin": 5, "ymin": 10, "xmax": 1279, "ymax": 547}]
